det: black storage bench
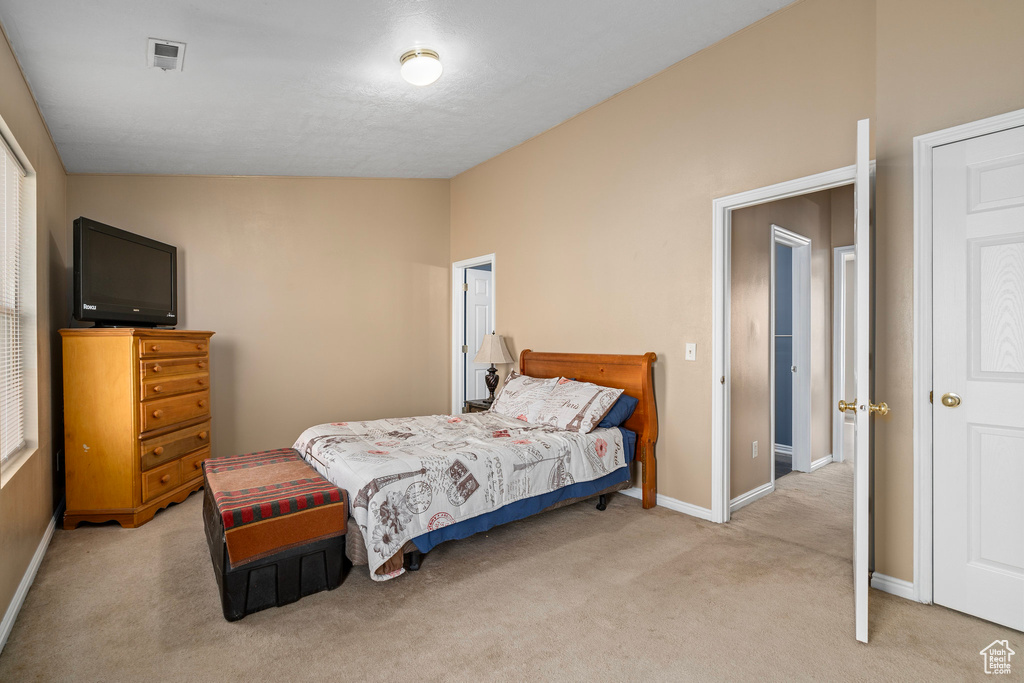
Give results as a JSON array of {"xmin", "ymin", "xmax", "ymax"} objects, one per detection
[{"xmin": 202, "ymin": 447, "xmax": 347, "ymax": 621}]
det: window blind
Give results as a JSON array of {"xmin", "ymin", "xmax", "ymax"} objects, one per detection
[{"xmin": 0, "ymin": 135, "xmax": 26, "ymax": 464}]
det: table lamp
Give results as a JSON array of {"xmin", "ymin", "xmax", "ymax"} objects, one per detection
[{"xmin": 474, "ymin": 333, "xmax": 514, "ymax": 403}]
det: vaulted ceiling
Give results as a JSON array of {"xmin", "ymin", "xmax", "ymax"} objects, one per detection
[{"xmin": 0, "ymin": 0, "xmax": 791, "ymax": 177}]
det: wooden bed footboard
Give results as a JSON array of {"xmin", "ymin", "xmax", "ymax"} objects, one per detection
[{"xmin": 519, "ymin": 350, "xmax": 658, "ymax": 509}]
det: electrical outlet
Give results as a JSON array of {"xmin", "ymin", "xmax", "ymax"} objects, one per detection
[
  {"xmin": 752, "ymin": 441, "xmax": 759, "ymax": 458},
  {"xmin": 685, "ymin": 343, "xmax": 696, "ymax": 361}
]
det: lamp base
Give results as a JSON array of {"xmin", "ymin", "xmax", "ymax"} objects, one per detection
[{"xmin": 484, "ymin": 365, "xmax": 499, "ymax": 402}]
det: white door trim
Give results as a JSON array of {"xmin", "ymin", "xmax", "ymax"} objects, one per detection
[
  {"xmin": 912, "ymin": 107, "xmax": 1024, "ymax": 605},
  {"xmin": 712, "ymin": 164, "xmax": 860, "ymax": 523},
  {"xmin": 771, "ymin": 225, "xmax": 812, "ymax": 475},
  {"xmin": 832, "ymin": 245, "xmax": 855, "ymax": 464},
  {"xmin": 451, "ymin": 253, "xmax": 496, "ymax": 415}
]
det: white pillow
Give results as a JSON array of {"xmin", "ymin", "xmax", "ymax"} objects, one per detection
[
  {"xmin": 489, "ymin": 371, "xmax": 558, "ymax": 422},
  {"xmin": 533, "ymin": 378, "xmax": 623, "ymax": 433}
]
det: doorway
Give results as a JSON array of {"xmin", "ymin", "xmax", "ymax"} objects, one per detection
[
  {"xmin": 724, "ymin": 186, "xmax": 850, "ymax": 514},
  {"xmin": 832, "ymin": 245, "xmax": 855, "ymax": 464},
  {"xmin": 450, "ymin": 254, "xmax": 496, "ymax": 415},
  {"xmin": 714, "ymin": 121, "xmax": 875, "ymax": 642},
  {"xmin": 771, "ymin": 226, "xmax": 812, "ymax": 481}
]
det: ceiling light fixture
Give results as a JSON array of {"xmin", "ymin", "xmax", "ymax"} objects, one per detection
[{"xmin": 400, "ymin": 48, "xmax": 442, "ymax": 86}]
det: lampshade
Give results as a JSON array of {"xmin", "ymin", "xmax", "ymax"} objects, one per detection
[
  {"xmin": 474, "ymin": 334, "xmax": 514, "ymax": 365},
  {"xmin": 400, "ymin": 48, "xmax": 443, "ymax": 86}
]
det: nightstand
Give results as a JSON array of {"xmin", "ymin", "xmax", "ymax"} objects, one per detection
[{"xmin": 463, "ymin": 399, "xmax": 492, "ymax": 414}]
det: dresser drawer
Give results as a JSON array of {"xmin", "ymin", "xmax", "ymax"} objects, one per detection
[
  {"xmin": 141, "ymin": 390, "xmax": 210, "ymax": 433},
  {"xmin": 141, "ymin": 373, "xmax": 209, "ymax": 401},
  {"xmin": 139, "ymin": 337, "xmax": 209, "ymax": 358},
  {"xmin": 140, "ymin": 356, "xmax": 209, "ymax": 380},
  {"xmin": 142, "ymin": 461, "xmax": 180, "ymax": 503},
  {"xmin": 140, "ymin": 420, "xmax": 211, "ymax": 470},
  {"xmin": 181, "ymin": 447, "xmax": 211, "ymax": 481}
]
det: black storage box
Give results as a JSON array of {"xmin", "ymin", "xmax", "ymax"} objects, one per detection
[{"xmin": 202, "ymin": 484, "xmax": 346, "ymax": 621}]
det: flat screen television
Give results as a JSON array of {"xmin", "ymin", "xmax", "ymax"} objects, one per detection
[{"xmin": 73, "ymin": 217, "xmax": 177, "ymax": 327}]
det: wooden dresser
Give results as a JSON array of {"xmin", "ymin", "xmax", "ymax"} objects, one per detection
[{"xmin": 61, "ymin": 328, "xmax": 215, "ymax": 529}]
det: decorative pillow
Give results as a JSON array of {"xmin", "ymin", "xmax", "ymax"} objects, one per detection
[
  {"xmin": 489, "ymin": 371, "xmax": 558, "ymax": 422},
  {"xmin": 534, "ymin": 378, "xmax": 624, "ymax": 433},
  {"xmin": 598, "ymin": 393, "xmax": 639, "ymax": 429}
]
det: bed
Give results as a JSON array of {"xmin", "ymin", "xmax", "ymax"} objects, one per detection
[{"xmin": 293, "ymin": 350, "xmax": 657, "ymax": 580}]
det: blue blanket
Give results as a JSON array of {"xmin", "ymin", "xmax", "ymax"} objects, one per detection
[{"xmin": 412, "ymin": 428, "xmax": 636, "ymax": 553}]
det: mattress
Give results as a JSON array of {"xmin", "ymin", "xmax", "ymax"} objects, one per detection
[{"xmin": 294, "ymin": 412, "xmax": 631, "ymax": 580}]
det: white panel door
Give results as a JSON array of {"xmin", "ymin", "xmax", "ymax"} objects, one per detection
[
  {"xmin": 465, "ymin": 268, "xmax": 493, "ymax": 401},
  {"xmin": 933, "ymin": 125, "xmax": 1024, "ymax": 631},
  {"xmin": 851, "ymin": 118, "xmax": 873, "ymax": 644}
]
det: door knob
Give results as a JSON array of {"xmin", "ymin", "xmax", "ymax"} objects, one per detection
[
  {"xmin": 838, "ymin": 399, "xmax": 857, "ymax": 413},
  {"xmin": 941, "ymin": 392, "xmax": 961, "ymax": 408},
  {"xmin": 869, "ymin": 402, "xmax": 890, "ymax": 416}
]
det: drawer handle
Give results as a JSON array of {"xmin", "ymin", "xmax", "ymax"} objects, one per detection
[
  {"xmin": 152, "ymin": 364, "xmax": 162, "ymax": 373},
  {"xmin": 197, "ymin": 344, "xmax": 206, "ymax": 351},
  {"xmin": 194, "ymin": 460, "xmax": 203, "ymax": 470},
  {"xmin": 154, "ymin": 446, "xmax": 165, "ymax": 456},
  {"xmin": 153, "ymin": 385, "xmax": 163, "ymax": 393},
  {"xmin": 198, "ymin": 431, "xmax": 209, "ymax": 440},
  {"xmin": 152, "ymin": 409, "xmax": 164, "ymax": 419},
  {"xmin": 152, "ymin": 345, "xmax": 161, "ymax": 353},
  {"xmin": 160, "ymin": 474, "xmax": 171, "ymax": 484},
  {"xmin": 198, "ymin": 361, "xmax": 207, "ymax": 369},
  {"xmin": 197, "ymin": 378, "xmax": 206, "ymax": 386},
  {"xmin": 198, "ymin": 399, "xmax": 208, "ymax": 408}
]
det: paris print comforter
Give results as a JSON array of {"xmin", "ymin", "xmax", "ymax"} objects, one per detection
[{"xmin": 293, "ymin": 411, "xmax": 626, "ymax": 581}]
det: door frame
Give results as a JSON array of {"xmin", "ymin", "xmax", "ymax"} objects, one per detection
[
  {"xmin": 712, "ymin": 164, "xmax": 861, "ymax": 523},
  {"xmin": 911, "ymin": 107, "xmax": 1024, "ymax": 604},
  {"xmin": 832, "ymin": 245, "xmax": 855, "ymax": 464},
  {"xmin": 770, "ymin": 225, "xmax": 812, "ymax": 476},
  {"xmin": 451, "ymin": 253, "xmax": 496, "ymax": 415}
]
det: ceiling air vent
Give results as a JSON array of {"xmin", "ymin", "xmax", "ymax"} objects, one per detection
[{"xmin": 147, "ymin": 38, "xmax": 186, "ymax": 71}]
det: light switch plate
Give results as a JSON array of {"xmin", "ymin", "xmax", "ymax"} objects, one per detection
[
  {"xmin": 752, "ymin": 441, "xmax": 759, "ymax": 458},
  {"xmin": 685, "ymin": 343, "xmax": 696, "ymax": 361}
]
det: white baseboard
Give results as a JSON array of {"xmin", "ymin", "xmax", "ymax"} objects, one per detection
[
  {"xmin": 810, "ymin": 454, "xmax": 834, "ymax": 472},
  {"xmin": 0, "ymin": 498, "xmax": 64, "ymax": 655},
  {"xmin": 620, "ymin": 487, "xmax": 715, "ymax": 522},
  {"xmin": 870, "ymin": 572, "xmax": 916, "ymax": 601},
  {"xmin": 729, "ymin": 481, "xmax": 774, "ymax": 512}
]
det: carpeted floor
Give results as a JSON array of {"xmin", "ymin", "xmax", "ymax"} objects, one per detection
[{"xmin": 0, "ymin": 461, "xmax": 1018, "ymax": 681}]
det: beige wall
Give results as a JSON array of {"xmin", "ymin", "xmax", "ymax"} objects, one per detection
[
  {"xmin": 729, "ymin": 190, "xmax": 835, "ymax": 498},
  {"xmin": 451, "ymin": 0, "xmax": 874, "ymax": 510},
  {"xmin": 871, "ymin": 0, "xmax": 1024, "ymax": 580},
  {"xmin": 451, "ymin": 0, "xmax": 1023, "ymax": 584},
  {"xmin": 66, "ymin": 175, "xmax": 451, "ymax": 456},
  {"xmin": 0, "ymin": 29, "xmax": 66, "ymax": 622}
]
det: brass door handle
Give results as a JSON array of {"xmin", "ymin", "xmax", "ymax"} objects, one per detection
[
  {"xmin": 941, "ymin": 392, "xmax": 961, "ymax": 408},
  {"xmin": 838, "ymin": 399, "xmax": 857, "ymax": 413},
  {"xmin": 869, "ymin": 402, "xmax": 890, "ymax": 416}
]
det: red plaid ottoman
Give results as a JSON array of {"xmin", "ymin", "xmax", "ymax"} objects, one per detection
[{"xmin": 202, "ymin": 448, "xmax": 347, "ymax": 621}]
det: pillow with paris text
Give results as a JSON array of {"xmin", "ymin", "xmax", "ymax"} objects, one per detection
[
  {"xmin": 489, "ymin": 371, "xmax": 558, "ymax": 423},
  {"xmin": 533, "ymin": 377, "xmax": 623, "ymax": 433}
]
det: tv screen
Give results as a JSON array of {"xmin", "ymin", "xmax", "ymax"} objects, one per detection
[{"xmin": 74, "ymin": 218, "xmax": 177, "ymax": 327}]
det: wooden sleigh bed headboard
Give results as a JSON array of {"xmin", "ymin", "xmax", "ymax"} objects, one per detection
[{"xmin": 519, "ymin": 350, "xmax": 658, "ymax": 509}]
